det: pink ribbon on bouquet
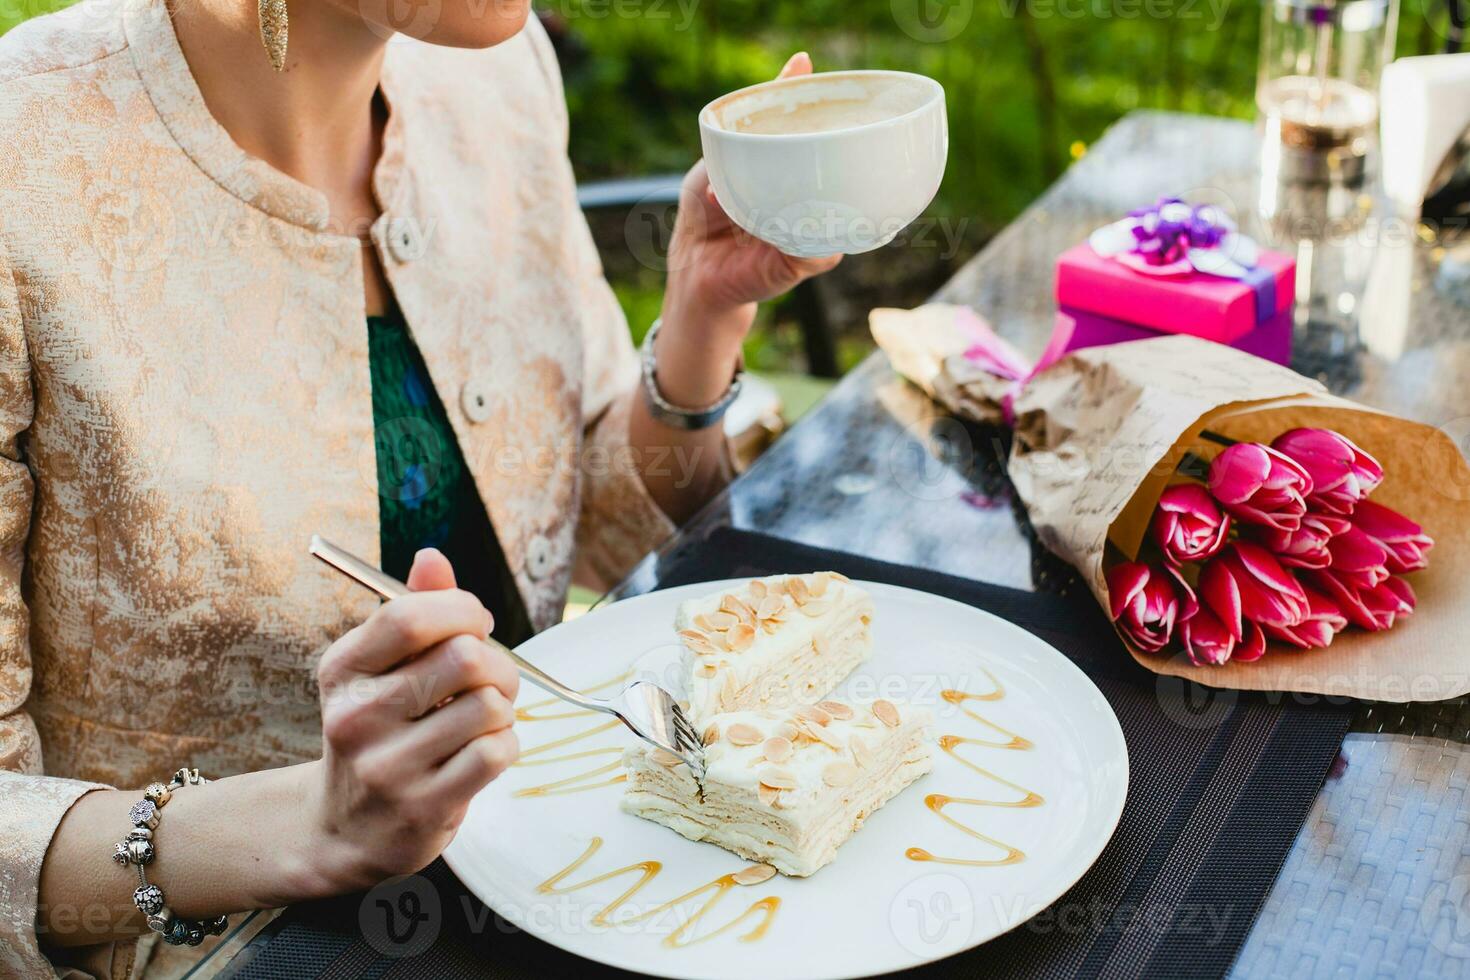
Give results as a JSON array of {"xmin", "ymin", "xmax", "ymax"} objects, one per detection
[{"xmin": 957, "ymin": 308, "xmax": 1073, "ymax": 426}]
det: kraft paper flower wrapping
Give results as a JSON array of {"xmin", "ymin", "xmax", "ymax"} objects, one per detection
[{"xmin": 872, "ymin": 304, "xmax": 1470, "ymax": 701}]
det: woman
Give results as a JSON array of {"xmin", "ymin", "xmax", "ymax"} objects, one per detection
[{"xmin": 0, "ymin": 0, "xmax": 836, "ymax": 972}]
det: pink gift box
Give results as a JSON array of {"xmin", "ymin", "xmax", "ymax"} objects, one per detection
[
  {"xmin": 1053, "ymin": 307, "xmax": 1293, "ymax": 367},
  {"xmin": 1055, "ymin": 243, "xmax": 1296, "ymax": 343}
]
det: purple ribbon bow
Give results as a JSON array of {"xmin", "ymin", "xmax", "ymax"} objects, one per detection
[{"xmin": 1088, "ymin": 196, "xmax": 1276, "ymax": 324}]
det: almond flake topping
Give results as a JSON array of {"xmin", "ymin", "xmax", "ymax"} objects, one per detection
[
  {"xmin": 761, "ymin": 736, "xmax": 793, "ymax": 763},
  {"xmin": 720, "ymin": 594, "xmax": 757, "ymax": 625},
  {"xmin": 817, "ymin": 700, "xmax": 855, "ymax": 720},
  {"xmin": 757, "ymin": 783, "xmax": 781, "ymax": 807},
  {"xmin": 727, "ymin": 623, "xmax": 757, "ymax": 652},
  {"xmin": 650, "ymin": 748, "xmax": 684, "ymax": 767},
  {"xmin": 679, "ymin": 630, "xmax": 718, "ymax": 656},
  {"xmin": 725, "ymin": 723, "xmax": 762, "ymax": 746},
  {"xmin": 873, "ymin": 699, "xmax": 901, "ymax": 728},
  {"xmin": 787, "ymin": 576, "xmax": 811, "ymax": 605},
  {"xmin": 749, "ymin": 579, "xmax": 768, "ymax": 600},
  {"xmin": 702, "ymin": 724, "xmax": 721, "ymax": 746},
  {"xmin": 850, "ymin": 736, "xmax": 872, "ymax": 768},
  {"xmin": 809, "ymin": 572, "xmax": 831, "ymax": 597},
  {"xmin": 829, "ymin": 571, "xmax": 851, "ymax": 583},
  {"xmin": 795, "ymin": 705, "xmax": 832, "ymax": 727},
  {"xmin": 822, "ymin": 761, "xmax": 859, "ymax": 787},
  {"xmin": 719, "ymin": 671, "xmax": 739, "ymax": 710},
  {"xmin": 811, "ymin": 631, "xmax": 828, "ymax": 655},
  {"xmin": 801, "ymin": 720, "xmax": 844, "ymax": 750},
  {"xmin": 776, "ymin": 722, "xmax": 800, "ymax": 742},
  {"xmin": 732, "ymin": 863, "xmax": 778, "ymax": 886},
  {"xmin": 799, "ymin": 598, "xmax": 833, "ymax": 617},
  {"xmin": 758, "ymin": 767, "xmax": 798, "ymax": 791}
]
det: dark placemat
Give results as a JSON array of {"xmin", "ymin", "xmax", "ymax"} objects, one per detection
[{"xmin": 225, "ymin": 528, "xmax": 1349, "ymax": 980}]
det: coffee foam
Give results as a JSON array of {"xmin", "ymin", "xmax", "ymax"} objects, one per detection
[{"xmin": 708, "ymin": 74, "xmax": 933, "ymax": 136}]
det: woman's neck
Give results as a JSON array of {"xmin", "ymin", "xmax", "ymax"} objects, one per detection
[{"xmin": 170, "ymin": 0, "xmax": 387, "ymax": 200}]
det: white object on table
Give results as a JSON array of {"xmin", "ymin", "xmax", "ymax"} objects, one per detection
[
  {"xmin": 443, "ymin": 578, "xmax": 1127, "ymax": 980},
  {"xmin": 1380, "ymin": 53, "xmax": 1470, "ymax": 217},
  {"xmin": 699, "ymin": 71, "xmax": 948, "ymax": 259}
]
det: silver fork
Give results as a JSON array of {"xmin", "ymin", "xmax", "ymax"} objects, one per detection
[{"xmin": 309, "ymin": 535, "xmax": 706, "ymax": 777}]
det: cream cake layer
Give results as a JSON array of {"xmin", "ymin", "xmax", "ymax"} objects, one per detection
[
  {"xmin": 622, "ymin": 699, "xmax": 934, "ymax": 877},
  {"xmin": 675, "ymin": 573, "xmax": 874, "ymax": 727}
]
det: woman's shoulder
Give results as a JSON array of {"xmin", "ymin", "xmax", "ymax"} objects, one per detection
[{"xmin": 0, "ymin": 0, "xmax": 128, "ymax": 91}]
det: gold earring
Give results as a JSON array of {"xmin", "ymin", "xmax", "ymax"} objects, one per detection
[{"xmin": 258, "ymin": 0, "xmax": 288, "ymax": 72}]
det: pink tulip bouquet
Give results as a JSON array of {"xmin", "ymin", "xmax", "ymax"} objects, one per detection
[
  {"xmin": 1107, "ymin": 428, "xmax": 1433, "ymax": 666},
  {"xmin": 873, "ymin": 310, "xmax": 1470, "ymax": 702}
]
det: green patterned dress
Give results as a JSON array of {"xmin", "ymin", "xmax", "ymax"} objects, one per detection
[{"xmin": 368, "ymin": 313, "xmax": 532, "ymax": 646}]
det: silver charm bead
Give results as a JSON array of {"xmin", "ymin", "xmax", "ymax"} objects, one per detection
[
  {"xmin": 129, "ymin": 799, "xmax": 160, "ymax": 829},
  {"xmin": 143, "ymin": 782, "xmax": 172, "ymax": 807},
  {"xmin": 133, "ymin": 884, "xmax": 165, "ymax": 916},
  {"xmin": 162, "ymin": 915, "xmax": 195, "ymax": 946},
  {"xmin": 146, "ymin": 907, "xmax": 173, "ymax": 934},
  {"xmin": 126, "ymin": 838, "xmax": 155, "ymax": 865},
  {"xmin": 112, "ymin": 842, "xmax": 131, "ymax": 866},
  {"xmin": 126, "ymin": 827, "xmax": 152, "ymax": 842}
]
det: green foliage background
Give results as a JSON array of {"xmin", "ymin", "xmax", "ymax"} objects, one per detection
[{"xmin": 1, "ymin": 0, "xmax": 1455, "ymax": 374}]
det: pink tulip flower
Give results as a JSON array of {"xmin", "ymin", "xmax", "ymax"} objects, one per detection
[
  {"xmin": 1199, "ymin": 541, "xmax": 1309, "ymax": 638},
  {"xmin": 1306, "ymin": 569, "xmax": 1416, "ymax": 632},
  {"xmin": 1270, "ymin": 428, "xmax": 1383, "ymax": 515},
  {"xmin": 1325, "ymin": 525, "xmax": 1391, "ymax": 590},
  {"xmin": 1262, "ymin": 588, "xmax": 1347, "ymax": 649},
  {"xmin": 1351, "ymin": 499, "xmax": 1433, "ymax": 574},
  {"xmin": 1106, "ymin": 561, "xmax": 1195, "ymax": 654},
  {"xmin": 1150, "ymin": 485, "xmax": 1231, "ymax": 565},
  {"xmin": 1207, "ymin": 443, "xmax": 1313, "ymax": 532},
  {"xmin": 1253, "ymin": 512, "xmax": 1350, "ymax": 569},
  {"xmin": 1179, "ymin": 604, "xmax": 1266, "ymax": 665}
]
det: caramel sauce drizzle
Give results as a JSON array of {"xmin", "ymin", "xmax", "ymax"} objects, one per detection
[
  {"xmin": 908, "ymin": 669, "xmax": 1043, "ymax": 866},
  {"xmin": 538, "ymin": 837, "xmax": 780, "ymax": 948},
  {"xmin": 512, "ymin": 671, "xmax": 632, "ymax": 798}
]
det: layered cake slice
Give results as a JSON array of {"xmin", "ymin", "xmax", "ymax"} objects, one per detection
[
  {"xmin": 676, "ymin": 572, "xmax": 875, "ymax": 726},
  {"xmin": 621, "ymin": 699, "xmax": 934, "ymax": 877}
]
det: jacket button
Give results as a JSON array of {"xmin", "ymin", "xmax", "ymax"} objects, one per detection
[
  {"xmin": 385, "ymin": 217, "xmax": 423, "ymax": 263},
  {"xmin": 525, "ymin": 534, "xmax": 555, "ymax": 580},
  {"xmin": 460, "ymin": 381, "xmax": 492, "ymax": 423}
]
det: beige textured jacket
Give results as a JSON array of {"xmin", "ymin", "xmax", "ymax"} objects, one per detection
[{"xmin": 0, "ymin": 0, "xmax": 676, "ymax": 974}]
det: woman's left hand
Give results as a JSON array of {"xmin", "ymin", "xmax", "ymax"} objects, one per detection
[{"xmin": 652, "ymin": 52, "xmax": 841, "ymax": 409}]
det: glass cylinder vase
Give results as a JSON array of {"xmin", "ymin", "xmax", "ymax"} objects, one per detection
[{"xmin": 1256, "ymin": 0, "xmax": 1398, "ymax": 192}]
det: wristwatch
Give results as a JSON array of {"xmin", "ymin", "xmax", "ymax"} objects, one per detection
[{"xmin": 639, "ymin": 318, "xmax": 744, "ymax": 431}]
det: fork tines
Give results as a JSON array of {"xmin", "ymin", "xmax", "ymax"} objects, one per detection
[{"xmin": 669, "ymin": 704, "xmax": 706, "ymax": 773}]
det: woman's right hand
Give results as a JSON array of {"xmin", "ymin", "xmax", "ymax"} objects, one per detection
[{"xmin": 301, "ymin": 549, "xmax": 520, "ymax": 892}]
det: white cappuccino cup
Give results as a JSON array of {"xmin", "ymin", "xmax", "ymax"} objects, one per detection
[{"xmin": 699, "ymin": 70, "xmax": 948, "ymax": 258}]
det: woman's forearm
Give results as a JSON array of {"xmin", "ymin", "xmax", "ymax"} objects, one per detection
[
  {"xmin": 627, "ymin": 310, "xmax": 746, "ymax": 522},
  {"xmin": 37, "ymin": 761, "xmax": 336, "ymax": 949}
]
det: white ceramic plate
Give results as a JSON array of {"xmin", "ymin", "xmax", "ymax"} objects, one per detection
[{"xmin": 444, "ymin": 580, "xmax": 1128, "ymax": 979}]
